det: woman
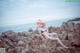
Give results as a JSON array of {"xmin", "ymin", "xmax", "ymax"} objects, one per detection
[
  {"xmin": 36, "ymin": 19, "xmax": 68, "ymax": 48},
  {"xmin": 37, "ymin": 19, "xmax": 48, "ymax": 40}
]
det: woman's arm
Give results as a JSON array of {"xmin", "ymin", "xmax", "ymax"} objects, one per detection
[{"xmin": 37, "ymin": 27, "xmax": 41, "ymax": 35}]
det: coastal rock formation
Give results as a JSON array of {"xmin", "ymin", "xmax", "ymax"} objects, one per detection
[{"xmin": 0, "ymin": 21, "xmax": 80, "ymax": 53}]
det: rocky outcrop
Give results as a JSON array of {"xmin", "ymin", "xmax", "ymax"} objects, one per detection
[
  {"xmin": 0, "ymin": 21, "xmax": 80, "ymax": 53},
  {"xmin": 68, "ymin": 17, "xmax": 80, "ymax": 21}
]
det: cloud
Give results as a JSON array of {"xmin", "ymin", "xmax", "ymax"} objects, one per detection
[
  {"xmin": 0, "ymin": 0, "xmax": 80, "ymax": 27},
  {"xmin": 27, "ymin": 1, "xmax": 48, "ymax": 10},
  {"xmin": 29, "ymin": 3, "xmax": 46, "ymax": 8}
]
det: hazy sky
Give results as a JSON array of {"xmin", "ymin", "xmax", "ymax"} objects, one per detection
[{"xmin": 0, "ymin": 0, "xmax": 80, "ymax": 27}]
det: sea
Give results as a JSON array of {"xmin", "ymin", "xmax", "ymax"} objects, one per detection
[{"xmin": 0, "ymin": 18, "xmax": 79, "ymax": 35}]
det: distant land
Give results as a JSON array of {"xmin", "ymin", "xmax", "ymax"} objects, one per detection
[{"xmin": 68, "ymin": 17, "xmax": 80, "ymax": 21}]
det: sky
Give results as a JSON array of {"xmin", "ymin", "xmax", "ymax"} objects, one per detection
[{"xmin": 0, "ymin": 0, "xmax": 80, "ymax": 27}]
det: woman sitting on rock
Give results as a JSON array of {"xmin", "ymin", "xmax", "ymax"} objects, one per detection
[{"xmin": 36, "ymin": 19, "xmax": 68, "ymax": 48}]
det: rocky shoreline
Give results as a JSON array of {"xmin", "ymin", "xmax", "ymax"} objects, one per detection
[{"xmin": 0, "ymin": 21, "xmax": 80, "ymax": 53}]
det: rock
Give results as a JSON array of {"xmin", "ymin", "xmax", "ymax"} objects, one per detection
[
  {"xmin": 55, "ymin": 46, "xmax": 76, "ymax": 53},
  {"xmin": 18, "ymin": 41, "xmax": 26, "ymax": 47},
  {"xmin": 61, "ymin": 31, "xmax": 68, "ymax": 40},
  {"xmin": 26, "ymin": 49, "xmax": 36, "ymax": 53},
  {"xmin": 28, "ymin": 28, "xmax": 33, "ymax": 32},
  {"xmin": 68, "ymin": 33, "xmax": 80, "ymax": 46},
  {"xmin": 1, "ymin": 38, "xmax": 14, "ymax": 48},
  {"xmin": 8, "ymin": 33, "xmax": 18, "ymax": 42},
  {"xmin": 0, "ymin": 20, "xmax": 80, "ymax": 53},
  {"xmin": 1, "ymin": 30, "xmax": 15, "ymax": 38},
  {"xmin": 48, "ymin": 26, "xmax": 54, "ymax": 33}
]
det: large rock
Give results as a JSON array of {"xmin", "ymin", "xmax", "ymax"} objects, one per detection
[{"xmin": 0, "ymin": 21, "xmax": 80, "ymax": 53}]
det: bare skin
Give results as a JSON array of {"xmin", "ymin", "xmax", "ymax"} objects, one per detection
[
  {"xmin": 42, "ymin": 32, "xmax": 68, "ymax": 48},
  {"xmin": 37, "ymin": 20, "xmax": 68, "ymax": 48}
]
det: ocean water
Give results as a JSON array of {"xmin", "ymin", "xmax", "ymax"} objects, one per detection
[{"xmin": 0, "ymin": 18, "xmax": 75, "ymax": 34}]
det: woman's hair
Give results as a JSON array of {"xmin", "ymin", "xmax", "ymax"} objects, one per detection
[{"xmin": 36, "ymin": 19, "xmax": 41, "ymax": 24}]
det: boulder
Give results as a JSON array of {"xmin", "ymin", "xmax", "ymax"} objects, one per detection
[{"xmin": 0, "ymin": 20, "xmax": 80, "ymax": 53}]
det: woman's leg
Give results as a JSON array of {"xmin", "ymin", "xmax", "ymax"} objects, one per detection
[
  {"xmin": 42, "ymin": 32, "xmax": 68, "ymax": 48},
  {"xmin": 48, "ymin": 37, "xmax": 68, "ymax": 48},
  {"xmin": 56, "ymin": 38, "xmax": 68, "ymax": 48}
]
